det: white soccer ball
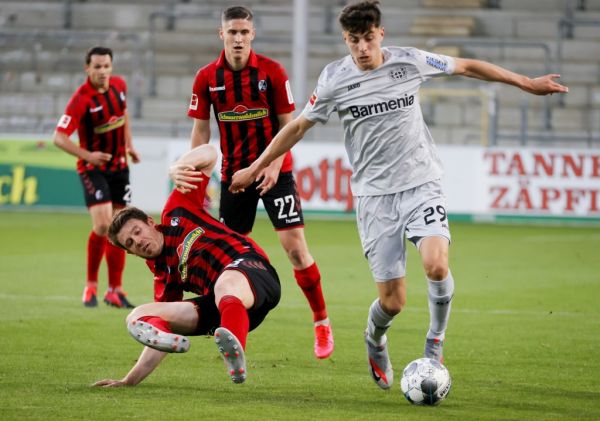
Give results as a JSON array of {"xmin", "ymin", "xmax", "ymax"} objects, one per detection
[{"xmin": 400, "ymin": 358, "xmax": 452, "ymax": 406}]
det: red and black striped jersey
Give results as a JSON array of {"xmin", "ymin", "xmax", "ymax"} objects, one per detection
[
  {"xmin": 147, "ymin": 176, "xmax": 269, "ymax": 302},
  {"xmin": 56, "ymin": 76, "xmax": 128, "ymax": 174},
  {"xmin": 188, "ymin": 50, "xmax": 296, "ymax": 182}
]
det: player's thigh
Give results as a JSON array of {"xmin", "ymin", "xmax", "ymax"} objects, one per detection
[
  {"xmin": 79, "ymin": 170, "xmax": 111, "ymax": 207},
  {"xmin": 220, "ymin": 181, "xmax": 259, "ymax": 234},
  {"xmin": 405, "ymin": 181, "xmax": 451, "ymax": 248},
  {"xmin": 214, "ymin": 268, "xmax": 256, "ymax": 308},
  {"xmin": 126, "ymin": 301, "xmax": 199, "ymax": 334},
  {"xmin": 356, "ymin": 194, "xmax": 407, "ymax": 280},
  {"xmin": 106, "ymin": 169, "xmax": 132, "ymax": 208},
  {"xmin": 262, "ymin": 172, "xmax": 305, "ymax": 230}
]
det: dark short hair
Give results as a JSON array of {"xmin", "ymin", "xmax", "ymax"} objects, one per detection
[
  {"xmin": 85, "ymin": 46, "xmax": 113, "ymax": 65},
  {"xmin": 339, "ymin": 0, "xmax": 381, "ymax": 34},
  {"xmin": 221, "ymin": 5, "xmax": 253, "ymax": 22},
  {"xmin": 108, "ymin": 206, "xmax": 150, "ymax": 249}
]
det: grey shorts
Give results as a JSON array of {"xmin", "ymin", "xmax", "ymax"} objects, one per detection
[{"xmin": 355, "ymin": 180, "xmax": 451, "ymax": 281}]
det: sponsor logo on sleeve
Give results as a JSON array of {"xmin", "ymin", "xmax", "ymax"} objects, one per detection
[
  {"xmin": 285, "ymin": 80, "xmax": 294, "ymax": 105},
  {"xmin": 57, "ymin": 114, "xmax": 72, "ymax": 129},
  {"xmin": 426, "ymin": 56, "xmax": 447, "ymax": 72},
  {"xmin": 189, "ymin": 93, "xmax": 198, "ymax": 111}
]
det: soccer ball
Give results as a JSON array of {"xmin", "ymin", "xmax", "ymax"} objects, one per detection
[{"xmin": 400, "ymin": 358, "xmax": 452, "ymax": 406}]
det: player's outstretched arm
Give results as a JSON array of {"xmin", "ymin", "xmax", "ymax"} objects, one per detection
[
  {"xmin": 453, "ymin": 58, "xmax": 569, "ymax": 96},
  {"xmin": 230, "ymin": 115, "xmax": 315, "ymax": 193},
  {"xmin": 169, "ymin": 144, "xmax": 218, "ymax": 193},
  {"xmin": 92, "ymin": 346, "xmax": 168, "ymax": 388}
]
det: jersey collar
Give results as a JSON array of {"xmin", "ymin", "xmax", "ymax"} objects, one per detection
[{"xmin": 216, "ymin": 49, "xmax": 258, "ymax": 70}]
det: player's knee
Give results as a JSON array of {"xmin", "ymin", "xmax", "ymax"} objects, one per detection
[
  {"xmin": 93, "ymin": 223, "xmax": 110, "ymax": 236},
  {"xmin": 424, "ymin": 262, "xmax": 449, "ymax": 281},
  {"xmin": 381, "ymin": 296, "xmax": 405, "ymax": 316}
]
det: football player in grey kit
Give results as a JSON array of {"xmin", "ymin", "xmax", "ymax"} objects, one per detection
[{"xmin": 230, "ymin": 0, "xmax": 568, "ymax": 390}]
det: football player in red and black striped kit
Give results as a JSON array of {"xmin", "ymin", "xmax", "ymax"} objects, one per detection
[
  {"xmin": 187, "ymin": 5, "xmax": 334, "ymax": 359},
  {"xmin": 94, "ymin": 144, "xmax": 280, "ymax": 386},
  {"xmin": 53, "ymin": 46, "xmax": 140, "ymax": 309}
]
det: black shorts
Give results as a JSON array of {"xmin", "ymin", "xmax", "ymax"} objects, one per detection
[
  {"xmin": 185, "ymin": 254, "xmax": 281, "ymax": 336},
  {"xmin": 220, "ymin": 172, "xmax": 305, "ymax": 234},
  {"xmin": 79, "ymin": 168, "xmax": 131, "ymax": 208}
]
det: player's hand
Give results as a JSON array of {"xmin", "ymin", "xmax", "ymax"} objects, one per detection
[
  {"xmin": 256, "ymin": 164, "xmax": 280, "ymax": 196},
  {"xmin": 169, "ymin": 163, "xmax": 203, "ymax": 194},
  {"xmin": 92, "ymin": 379, "xmax": 130, "ymax": 388},
  {"xmin": 127, "ymin": 147, "xmax": 141, "ymax": 164},
  {"xmin": 230, "ymin": 167, "xmax": 256, "ymax": 194},
  {"xmin": 526, "ymin": 74, "xmax": 569, "ymax": 96},
  {"xmin": 86, "ymin": 151, "xmax": 112, "ymax": 166}
]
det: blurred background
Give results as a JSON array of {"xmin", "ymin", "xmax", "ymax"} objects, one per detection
[{"xmin": 1, "ymin": 0, "xmax": 599, "ymax": 220}]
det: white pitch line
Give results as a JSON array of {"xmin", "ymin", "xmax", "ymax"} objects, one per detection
[{"xmin": 0, "ymin": 293, "xmax": 595, "ymax": 318}]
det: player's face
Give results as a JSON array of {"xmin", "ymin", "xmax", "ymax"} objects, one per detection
[
  {"xmin": 116, "ymin": 218, "xmax": 164, "ymax": 259},
  {"xmin": 85, "ymin": 54, "xmax": 112, "ymax": 91},
  {"xmin": 343, "ymin": 25, "xmax": 385, "ymax": 71},
  {"xmin": 220, "ymin": 18, "xmax": 255, "ymax": 69}
]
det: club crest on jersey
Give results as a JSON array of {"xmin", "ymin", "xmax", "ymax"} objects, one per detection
[
  {"xmin": 177, "ymin": 227, "xmax": 205, "ymax": 282},
  {"xmin": 258, "ymin": 79, "xmax": 267, "ymax": 92},
  {"xmin": 120, "ymin": 91, "xmax": 126, "ymax": 101},
  {"xmin": 170, "ymin": 217, "xmax": 180, "ymax": 226},
  {"xmin": 309, "ymin": 93, "xmax": 318, "ymax": 106},
  {"xmin": 218, "ymin": 105, "xmax": 268, "ymax": 122},
  {"xmin": 389, "ymin": 67, "xmax": 407, "ymax": 81}
]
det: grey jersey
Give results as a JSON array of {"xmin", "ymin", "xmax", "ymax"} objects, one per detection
[{"xmin": 302, "ymin": 47, "xmax": 455, "ymax": 196}]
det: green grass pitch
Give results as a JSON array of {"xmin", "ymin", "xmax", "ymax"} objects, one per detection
[{"xmin": 1, "ymin": 212, "xmax": 599, "ymax": 420}]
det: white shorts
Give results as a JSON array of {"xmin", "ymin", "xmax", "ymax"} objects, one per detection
[{"xmin": 355, "ymin": 180, "xmax": 451, "ymax": 281}]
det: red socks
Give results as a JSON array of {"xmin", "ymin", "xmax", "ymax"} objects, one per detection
[
  {"xmin": 106, "ymin": 241, "xmax": 126, "ymax": 290},
  {"xmin": 294, "ymin": 262, "xmax": 328, "ymax": 322},
  {"xmin": 87, "ymin": 231, "xmax": 107, "ymax": 283},
  {"xmin": 218, "ymin": 295, "xmax": 249, "ymax": 349},
  {"xmin": 137, "ymin": 316, "xmax": 172, "ymax": 333},
  {"xmin": 87, "ymin": 230, "xmax": 126, "ymax": 290}
]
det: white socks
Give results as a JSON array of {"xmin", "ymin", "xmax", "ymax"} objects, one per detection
[
  {"xmin": 366, "ymin": 299, "xmax": 394, "ymax": 345},
  {"xmin": 426, "ymin": 270, "xmax": 455, "ymax": 341}
]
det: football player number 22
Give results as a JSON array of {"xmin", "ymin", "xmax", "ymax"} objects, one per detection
[{"xmin": 274, "ymin": 195, "xmax": 298, "ymax": 220}]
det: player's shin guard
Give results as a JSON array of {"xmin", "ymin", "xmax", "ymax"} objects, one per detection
[
  {"xmin": 366, "ymin": 299, "xmax": 393, "ymax": 345},
  {"xmin": 218, "ymin": 295, "xmax": 249, "ymax": 349},
  {"xmin": 426, "ymin": 270, "xmax": 454, "ymax": 341},
  {"xmin": 106, "ymin": 241, "xmax": 126, "ymax": 290},
  {"xmin": 294, "ymin": 262, "xmax": 328, "ymax": 322},
  {"xmin": 87, "ymin": 231, "xmax": 107, "ymax": 283}
]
